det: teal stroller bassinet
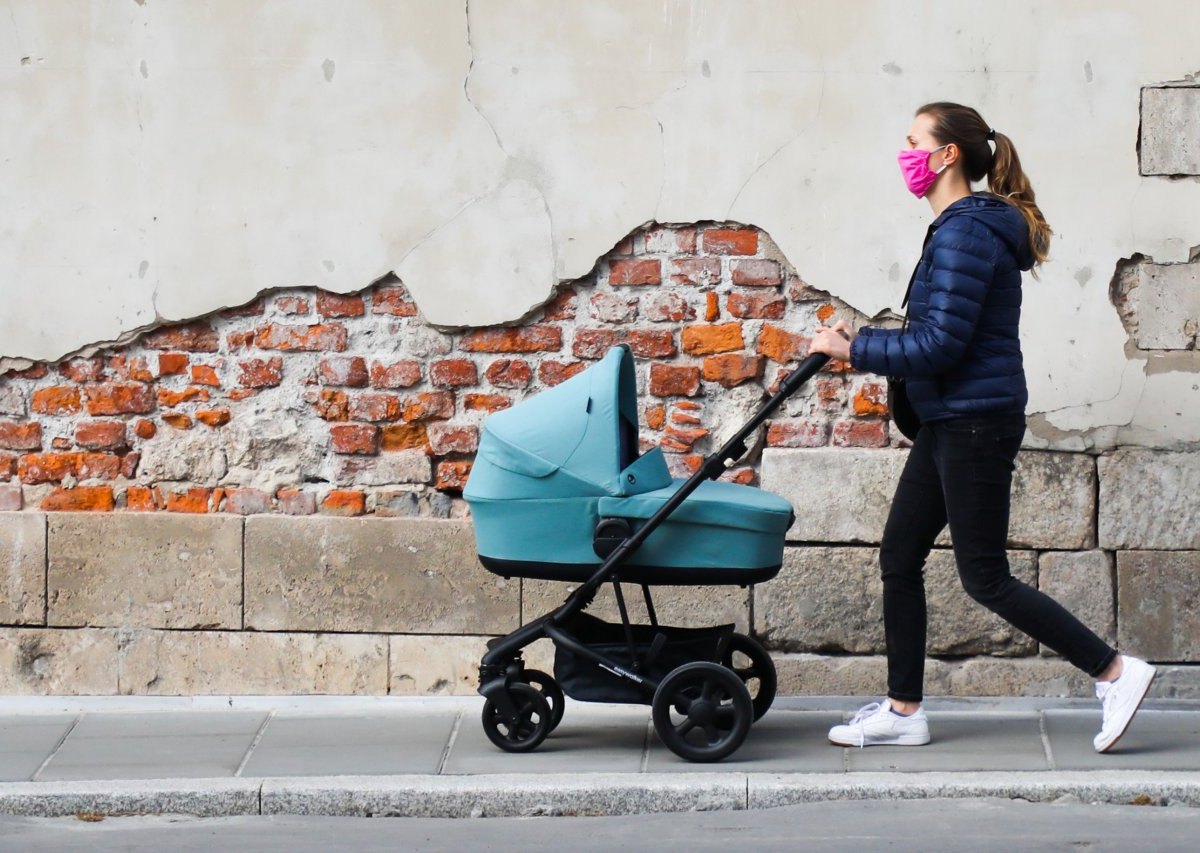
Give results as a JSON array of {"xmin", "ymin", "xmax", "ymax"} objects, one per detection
[{"xmin": 466, "ymin": 344, "xmax": 831, "ymax": 763}]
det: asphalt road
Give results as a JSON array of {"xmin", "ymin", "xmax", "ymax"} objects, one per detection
[{"xmin": 2, "ymin": 797, "xmax": 1198, "ymax": 852}]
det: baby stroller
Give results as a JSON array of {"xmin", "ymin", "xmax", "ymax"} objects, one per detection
[{"xmin": 465, "ymin": 344, "xmax": 830, "ymax": 762}]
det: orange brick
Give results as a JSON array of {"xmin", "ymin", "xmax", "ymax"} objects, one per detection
[
  {"xmin": 756, "ymin": 324, "xmax": 808, "ymax": 364},
  {"xmin": 226, "ymin": 330, "xmax": 255, "ymax": 350},
  {"xmin": 254, "ymin": 323, "xmax": 348, "ymax": 353},
  {"xmin": 274, "ymin": 296, "xmax": 310, "ymax": 315},
  {"xmin": 766, "ymin": 419, "xmax": 829, "ymax": 448},
  {"xmin": 430, "ymin": 359, "xmax": 479, "ymax": 389},
  {"xmin": 401, "ymin": 391, "xmax": 456, "ymax": 422},
  {"xmin": 832, "ymin": 419, "xmax": 889, "ymax": 448},
  {"xmin": 349, "ymin": 393, "xmax": 404, "ymax": 422},
  {"xmin": 74, "ymin": 421, "xmax": 127, "ymax": 451},
  {"xmin": 485, "ymin": 359, "xmax": 533, "ymax": 389},
  {"xmin": 32, "ymin": 386, "xmax": 83, "ymax": 416},
  {"xmin": 371, "ymin": 285, "xmax": 419, "ymax": 317},
  {"xmin": 3, "ymin": 364, "xmax": 48, "ymax": 380},
  {"xmin": 18, "ymin": 452, "xmax": 122, "ymax": 484},
  {"xmin": 460, "ymin": 326, "xmax": 563, "ymax": 354},
  {"xmin": 649, "ymin": 364, "xmax": 701, "ymax": 398},
  {"xmin": 727, "ymin": 291, "xmax": 786, "ymax": 320},
  {"xmin": 609, "ymin": 258, "xmax": 661, "ymax": 286},
  {"xmin": 642, "ymin": 292, "xmax": 695, "ymax": 323},
  {"xmin": 190, "ymin": 364, "xmax": 222, "ymax": 387},
  {"xmin": 538, "ymin": 361, "xmax": 587, "ymax": 386},
  {"xmin": 57, "ymin": 358, "xmax": 104, "ymax": 383},
  {"xmin": 853, "ymin": 382, "xmax": 889, "ymax": 416},
  {"xmin": 701, "ymin": 227, "xmax": 757, "ymax": 256},
  {"xmin": 143, "ymin": 321, "xmax": 220, "ymax": 352},
  {"xmin": 381, "ymin": 423, "xmax": 430, "ymax": 452},
  {"xmin": 157, "ymin": 352, "xmax": 189, "ymax": 375},
  {"xmin": 85, "ymin": 383, "xmax": 156, "ymax": 416},
  {"xmin": 0, "ymin": 453, "xmax": 16, "ymax": 481},
  {"xmin": 51, "ymin": 437, "xmax": 71, "ymax": 450},
  {"xmin": 663, "ymin": 424, "xmax": 708, "ymax": 451},
  {"xmin": 681, "ymin": 322, "xmax": 744, "ymax": 356},
  {"xmin": 669, "ymin": 258, "xmax": 722, "ymax": 286},
  {"xmin": 133, "ymin": 419, "xmax": 157, "ymax": 440},
  {"xmin": 125, "ymin": 485, "xmax": 157, "ymax": 512},
  {"xmin": 42, "ymin": 485, "xmax": 114, "ymax": 512},
  {"xmin": 542, "ymin": 288, "xmax": 577, "ymax": 321},
  {"xmin": 196, "ymin": 407, "xmax": 232, "ymax": 427},
  {"xmin": 701, "ymin": 354, "xmax": 764, "ymax": 388},
  {"xmin": 128, "ymin": 357, "xmax": 156, "ymax": 382},
  {"xmin": 311, "ymin": 389, "xmax": 350, "ymax": 421},
  {"xmin": 238, "ymin": 357, "xmax": 284, "ymax": 388},
  {"xmin": 229, "ymin": 388, "xmax": 258, "ymax": 401},
  {"xmin": 321, "ymin": 489, "xmax": 366, "ymax": 516},
  {"xmin": 730, "ymin": 259, "xmax": 782, "ymax": 286},
  {"xmin": 319, "ymin": 356, "xmax": 369, "ymax": 388},
  {"xmin": 165, "ymin": 487, "xmax": 210, "ymax": 513},
  {"xmin": 435, "ymin": 460, "xmax": 473, "ymax": 492},
  {"xmin": 426, "ymin": 424, "xmax": 478, "ymax": 455},
  {"xmin": 157, "ymin": 387, "xmax": 210, "ymax": 407},
  {"xmin": 330, "ymin": 423, "xmax": 380, "ymax": 454},
  {"xmin": 369, "ymin": 360, "xmax": 422, "ymax": 389},
  {"xmin": 816, "ymin": 304, "xmax": 836, "ymax": 323},
  {"xmin": 705, "ymin": 292, "xmax": 720, "ymax": 322},
  {"xmin": 645, "ymin": 404, "xmax": 666, "ymax": 430},
  {"xmin": 464, "ymin": 393, "xmax": 512, "ymax": 413},
  {"xmin": 722, "ymin": 468, "xmax": 757, "ymax": 486},
  {"xmin": 316, "ymin": 291, "xmax": 366, "ymax": 318},
  {"xmin": 162, "ymin": 413, "xmax": 194, "ymax": 430}
]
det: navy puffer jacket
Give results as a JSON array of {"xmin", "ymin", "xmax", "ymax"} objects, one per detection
[{"xmin": 849, "ymin": 193, "xmax": 1032, "ymax": 422}]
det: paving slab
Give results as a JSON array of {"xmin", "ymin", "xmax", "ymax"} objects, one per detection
[
  {"xmin": 0, "ymin": 716, "xmax": 76, "ymax": 782},
  {"xmin": 241, "ymin": 712, "xmax": 454, "ymax": 777},
  {"xmin": 442, "ymin": 701, "xmax": 649, "ymax": 775},
  {"xmin": 844, "ymin": 713, "xmax": 1049, "ymax": 772},
  {"xmin": 644, "ymin": 710, "xmax": 845, "ymax": 773},
  {"xmin": 38, "ymin": 712, "xmax": 266, "ymax": 781},
  {"xmin": 1043, "ymin": 709, "xmax": 1200, "ymax": 771}
]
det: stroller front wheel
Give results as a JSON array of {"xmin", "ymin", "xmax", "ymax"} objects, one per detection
[
  {"xmin": 723, "ymin": 633, "xmax": 777, "ymax": 722},
  {"xmin": 482, "ymin": 682, "xmax": 552, "ymax": 753},
  {"xmin": 520, "ymin": 669, "xmax": 566, "ymax": 732},
  {"xmin": 652, "ymin": 662, "xmax": 752, "ymax": 763}
]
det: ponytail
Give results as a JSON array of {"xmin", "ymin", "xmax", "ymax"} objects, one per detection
[{"xmin": 988, "ymin": 131, "xmax": 1052, "ymax": 267}]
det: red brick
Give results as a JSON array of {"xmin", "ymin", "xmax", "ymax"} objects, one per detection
[
  {"xmin": 542, "ymin": 288, "xmax": 577, "ymax": 321},
  {"xmin": 435, "ymin": 460, "xmax": 473, "ymax": 492},
  {"xmin": 85, "ymin": 383, "xmax": 155, "ymax": 416},
  {"xmin": 157, "ymin": 387, "xmax": 210, "ymax": 407},
  {"xmin": 190, "ymin": 364, "xmax": 222, "ymax": 387},
  {"xmin": 572, "ymin": 328, "xmax": 618, "ymax": 359},
  {"xmin": 0, "ymin": 483, "xmax": 21, "ymax": 511},
  {"xmin": 319, "ymin": 356, "xmax": 369, "ymax": 388},
  {"xmin": 321, "ymin": 490, "xmax": 366, "ymax": 516},
  {"xmin": 277, "ymin": 488, "xmax": 316, "ymax": 516},
  {"xmin": 311, "ymin": 389, "xmax": 350, "ymax": 421},
  {"xmin": 787, "ymin": 278, "xmax": 825, "ymax": 302},
  {"xmin": 74, "ymin": 421, "xmax": 127, "ymax": 451},
  {"xmin": 196, "ymin": 407, "xmax": 232, "ymax": 427},
  {"xmin": 766, "ymin": 419, "xmax": 829, "ymax": 448},
  {"xmin": 721, "ymin": 468, "xmax": 757, "ymax": 486},
  {"xmin": 589, "ymin": 293, "xmax": 639, "ymax": 324},
  {"xmin": 165, "ymin": 487, "xmax": 210, "ymax": 513},
  {"xmin": 730, "ymin": 258, "xmax": 782, "ymax": 286},
  {"xmin": 612, "ymin": 235, "xmax": 635, "ymax": 254},
  {"xmin": 224, "ymin": 488, "xmax": 272, "ymax": 515},
  {"xmin": 229, "ymin": 388, "xmax": 258, "ymax": 401},
  {"xmin": 316, "ymin": 291, "xmax": 366, "ymax": 318},
  {"xmin": 669, "ymin": 257, "xmax": 722, "ymax": 287},
  {"xmin": 643, "ymin": 224, "xmax": 697, "ymax": 254},
  {"xmin": 120, "ymin": 452, "xmax": 140, "ymax": 479},
  {"xmin": 58, "ymin": 358, "xmax": 106, "ymax": 383},
  {"xmin": 401, "ymin": 392, "xmax": 456, "ymax": 422},
  {"xmin": 226, "ymin": 330, "xmax": 255, "ymax": 351},
  {"xmin": 371, "ymin": 285, "xmax": 419, "ymax": 317},
  {"xmin": 126, "ymin": 357, "xmax": 155, "ymax": 382},
  {"xmin": 125, "ymin": 486, "xmax": 157, "ymax": 512},
  {"xmin": 853, "ymin": 381, "xmax": 889, "ymax": 416},
  {"xmin": 274, "ymin": 296, "xmax": 310, "ymax": 315},
  {"xmin": 133, "ymin": 419, "xmax": 157, "ymax": 440},
  {"xmin": 485, "ymin": 359, "xmax": 533, "ymax": 389},
  {"xmin": 381, "ymin": 423, "xmax": 430, "ymax": 452},
  {"xmin": 349, "ymin": 393, "xmax": 403, "ymax": 422},
  {"xmin": 701, "ymin": 227, "xmax": 758, "ymax": 256},
  {"xmin": 238, "ymin": 357, "xmax": 284, "ymax": 388},
  {"xmin": 32, "ymin": 387, "xmax": 83, "ymax": 416},
  {"xmin": 157, "ymin": 353, "xmax": 189, "ymax": 376},
  {"xmin": 649, "ymin": 364, "xmax": 701, "ymax": 398},
  {"xmin": 642, "ymin": 292, "xmax": 695, "ymax": 323},
  {"xmin": 0, "ymin": 453, "xmax": 15, "ymax": 481},
  {"xmin": 681, "ymin": 322, "xmax": 744, "ymax": 355},
  {"xmin": 430, "ymin": 359, "xmax": 479, "ymax": 389},
  {"xmin": 815, "ymin": 376, "xmax": 845, "ymax": 408},
  {"xmin": 668, "ymin": 454, "xmax": 704, "ymax": 476},
  {"xmin": 538, "ymin": 361, "xmax": 587, "ymax": 386},
  {"xmin": 426, "ymin": 423, "xmax": 479, "ymax": 455},
  {"xmin": 461, "ymin": 326, "xmax": 563, "ymax": 354},
  {"xmin": 609, "ymin": 258, "xmax": 661, "ymax": 286},
  {"xmin": 645, "ymin": 405, "xmax": 666, "ymax": 430},
  {"xmin": 19, "ymin": 453, "xmax": 122, "ymax": 484},
  {"xmin": 51, "ymin": 437, "xmax": 72, "ymax": 450},
  {"xmin": 143, "ymin": 321, "xmax": 220, "ymax": 353},
  {"xmin": 663, "ymin": 424, "xmax": 708, "ymax": 451},
  {"xmin": 727, "ymin": 290, "xmax": 786, "ymax": 320},
  {"xmin": 832, "ymin": 419, "xmax": 889, "ymax": 448},
  {"xmin": 255, "ymin": 323, "xmax": 347, "ymax": 352},
  {"xmin": 330, "ymin": 423, "xmax": 380, "ymax": 455},
  {"xmin": 220, "ymin": 296, "xmax": 266, "ymax": 318},
  {"xmin": 162, "ymin": 413, "xmax": 194, "ymax": 430},
  {"xmin": 701, "ymin": 354, "xmax": 764, "ymax": 388},
  {"xmin": 464, "ymin": 393, "xmax": 512, "ymax": 413},
  {"xmin": 756, "ymin": 324, "xmax": 808, "ymax": 364},
  {"xmin": 369, "ymin": 360, "xmax": 422, "ymax": 389},
  {"xmin": 42, "ymin": 485, "xmax": 114, "ymax": 512}
]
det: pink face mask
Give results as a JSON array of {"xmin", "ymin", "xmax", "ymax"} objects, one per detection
[{"xmin": 897, "ymin": 144, "xmax": 948, "ymax": 198}]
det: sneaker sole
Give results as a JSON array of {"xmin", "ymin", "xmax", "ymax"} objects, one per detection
[
  {"xmin": 827, "ymin": 733, "xmax": 930, "ymax": 747},
  {"xmin": 1095, "ymin": 665, "xmax": 1156, "ymax": 754}
]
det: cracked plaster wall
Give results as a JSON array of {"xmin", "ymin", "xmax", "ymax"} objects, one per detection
[{"xmin": 3, "ymin": 0, "xmax": 1200, "ymax": 448}]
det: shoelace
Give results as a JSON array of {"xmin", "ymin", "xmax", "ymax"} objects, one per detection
[{"xmin": 846, "ymin": 702, "xmax": 884, "ymax": 748}]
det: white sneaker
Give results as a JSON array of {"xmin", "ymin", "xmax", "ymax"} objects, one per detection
[
  {"xmin": 828, "ymin": 698, "xmax": 931, "ymax": 747},
  {"xmin": 1094, "ymin": 655, "xmax": 1156, "ymax": 753}
]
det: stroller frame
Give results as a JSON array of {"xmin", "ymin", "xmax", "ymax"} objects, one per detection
[{"xmin": 477, "ymin": 352, "xmax": 831, "ymax": 762}]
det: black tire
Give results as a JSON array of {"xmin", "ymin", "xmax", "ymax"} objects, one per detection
[
  {"xmin": 652, "ymin": 661, "xmax": 752, "ymax": 763},
  {"xmin": 481, "ymin": 682, "xmax": 552, "ymax": 753},
  {"xmin": 722, "ymin": 633, "xmax": 777, "ymax": 722},
  {"xmin": 521, "ymin": 669, "xmax": 566, "ymax": 733}
]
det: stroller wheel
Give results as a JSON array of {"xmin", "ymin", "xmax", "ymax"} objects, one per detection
[
  {"xmin": 521, "ymin": 670, "xmax": 566, "ymax": 733},
  {"xmin": 482, "ymin": 683, "xmax": 552, "ymax": 753},
  {"xmin": 652, "ymin": 662, "xmax": 752, "ymax": 763},
  {"xmin": 723, "ymin": 633, "xmax": 777, "ymax": 722}
]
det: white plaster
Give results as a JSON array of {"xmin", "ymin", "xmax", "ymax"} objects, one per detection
[{"xmin": 3, "ymin": 1, "xmax": 1200, "ymax": 446}]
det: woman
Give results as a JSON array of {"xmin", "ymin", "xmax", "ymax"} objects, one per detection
[{"xmin": 808, "ymin": 102, "xmax": 1154, "ymax": 752}]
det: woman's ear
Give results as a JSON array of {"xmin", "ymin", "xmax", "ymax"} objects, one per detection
[{"xmin": 942, "ymin": 143, "xmax": 959, "ymax": 168}]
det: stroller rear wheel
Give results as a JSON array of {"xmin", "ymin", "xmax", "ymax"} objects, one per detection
[
  {"xmin": 723, "ymin": 633, "xmax": 777, "ymax": 722},
  {"xmin": 520, "ymin": 669, "xmax": 566, "ymax": 733},
  {"xmin": 482, "ymin": 682, "xmax": 552, "ymax": 753},
  {"xmin": 652, "ymin": 662, "xmax": 752, "ymax": 762}
]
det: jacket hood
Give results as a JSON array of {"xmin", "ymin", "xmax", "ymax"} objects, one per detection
[{"xmin": 935, "ymin": 193, "xmax": 1035, "ymax": 272}]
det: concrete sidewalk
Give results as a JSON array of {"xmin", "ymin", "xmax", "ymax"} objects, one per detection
[{"xmin": 1, "ymin": 695, "xmax": 1198, "ymax": 818}]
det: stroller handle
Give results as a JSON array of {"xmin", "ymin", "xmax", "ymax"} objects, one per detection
[{"xmin": 779, "ymin": 353, "xmax": 830, "ymax": 397}]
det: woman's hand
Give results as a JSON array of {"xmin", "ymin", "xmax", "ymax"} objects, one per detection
[{"xmin": 809, "ymin": 320, "xmax": 854, "ymax": 362}]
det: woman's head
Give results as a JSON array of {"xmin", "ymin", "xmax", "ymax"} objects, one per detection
[{"xmin": 910, "ymin": 101, "xmax": 1052, "ymax": 267}]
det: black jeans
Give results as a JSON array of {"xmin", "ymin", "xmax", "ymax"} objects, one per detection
[{"xmin": 880, "ymin": 413, "xmax": 1117, "ymax": 703}]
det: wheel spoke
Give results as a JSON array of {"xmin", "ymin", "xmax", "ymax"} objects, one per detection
[
  {"xmin": 700, "ymin": 679, "xmax": 714, "ymax": 702},
  {"xmin": 703, "ymin": 723, "xmax": 720, "ymax": 744},
  {"xmin": 677, "ymin": 718, "xmax": 696, "ymax": 737}
]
